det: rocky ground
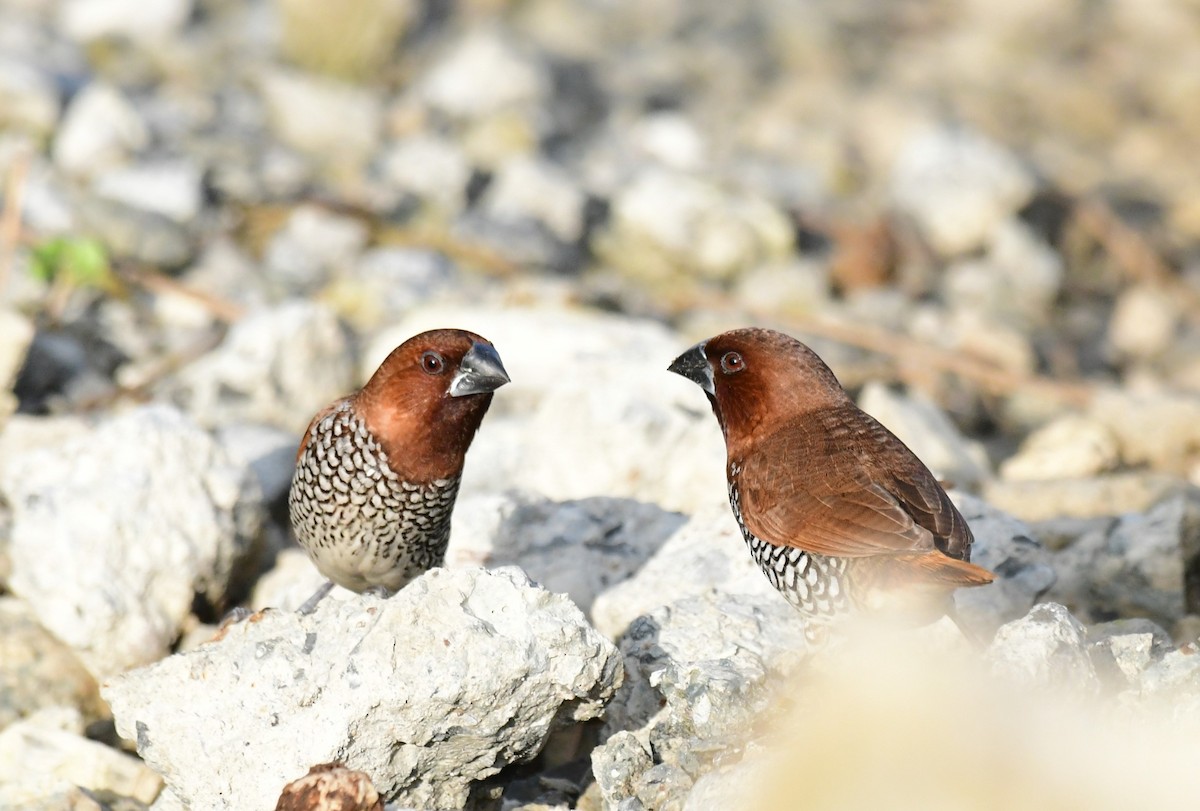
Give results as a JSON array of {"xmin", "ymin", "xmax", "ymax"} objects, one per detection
[{"xmin": 3, "ymin": 1, "xmax": 1200, "ymax": 809}]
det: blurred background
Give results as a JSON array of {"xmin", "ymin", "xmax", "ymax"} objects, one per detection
[
  {"xmin": 5, "ymin": 2, "xmax": 1200, "ymax": 809},
  {"xmin": 4, "ymin": 0, "xmax": 1200, "ymax": 437}
]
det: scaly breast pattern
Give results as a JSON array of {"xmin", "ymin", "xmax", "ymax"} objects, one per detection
[{"xmin": 288, "ymin": 402, "xmax": 460, "ymax": 593}]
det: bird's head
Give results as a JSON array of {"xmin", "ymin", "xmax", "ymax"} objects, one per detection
[
  {"xmin": 668, "ymin": 327, "xmax": 851, "ymax": 447},
  {"xmin": 356, "ymin": 328, "xmax": 509, "ymax": 478}
]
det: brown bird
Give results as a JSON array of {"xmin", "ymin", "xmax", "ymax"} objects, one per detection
[
  {"xmin": 668, "ymin": 327, "xmax": 991, "ymax": 643},
  {"xmin": 289, "ymin": 329, "xmax": 509, "ymax": 613}
]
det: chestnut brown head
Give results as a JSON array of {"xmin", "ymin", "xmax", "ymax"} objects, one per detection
[
  {"xmin": 668, "ymin": 327, "xmax": 851, "ymax": 443},
  {"xmin": 355, "ymin": 328, "xmax": 509, "ymax": 479}
]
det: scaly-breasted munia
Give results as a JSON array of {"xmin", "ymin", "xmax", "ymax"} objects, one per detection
[
  {"xmin": 289, "ymin": 329, "xmax": 509, "ymax": 612},
  {"xmin": 669, "ymin": 327, "xmax": 991, "ymax": 642}
]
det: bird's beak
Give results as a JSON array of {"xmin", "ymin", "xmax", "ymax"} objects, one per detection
[
  {"xmin": 450, "ymin": 342, "xmax": 510, "ymax": 397},
  {"xmin": 668, "ymin": 341, "xmax": 714, "ymax": 396}
]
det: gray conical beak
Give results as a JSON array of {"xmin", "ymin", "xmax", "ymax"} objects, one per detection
[
  {"xmin": 668, "ymin": 341, "xmax": 714, "ymax": 396},
  {"xmin": 450, "ymin": 341, "xmax": 510, "ymax": 397}
]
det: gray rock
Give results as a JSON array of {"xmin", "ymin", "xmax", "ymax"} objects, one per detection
[
  {"xmin": 176, "ymin": 238, "xmax": 270, "ymax": 312},
  {"xmin": 733, "ymin": 259, "xmax": 831, "ymax": 317},
  {"xmin": 1088, "ymin": 618, "xmax": 1174, "ymax": 686},
  {"xmin": 342, "ymin": 247, "xmax": 459, "ymax": 330},
  {"xmin": 596, "ymin": 169, "xmax": 793, "ymax": 283},
  {"xmin": 213, "ymin": 422, "xmax": 299, "ymax": 508},
  {"xmin": 593, "ymin": 591, "xmax": 808, "ymax": 809},
  {"xmin": 514, "ymin": 363, "xmax": 727, "ymax": 514},
  {"xmin": 987, "ymin": 603, "xmax": 1099, "ymax": 692},
  {"xmin": 1089, "ymin": 390, "xmax": 1200, "ymax": 474},
  {"xmin": 8, "ymin": 158, "xmax": 75, "ymax": 235},
  {"xmin": 591, "ymin": 506, "xmax": 779, "ymax": 640},
  {"xmin": 1127, "ymin": 646, "xmax": 1200, "ymax": 720},
  {"xmin": 52, "ymin": 82, "xmax": 147, "ymax": 177},
  {"xmin": 0, "ymin": 406, "xmax": 264, "ymax": 678},
  {"xmin": 1044, "ymin": 490, "xmax": 1193, "ymax": 628},
  {"xmin": 59, "ymin": 0, "xmax": 193, "ymax": 43},
  {"xmin": 630, "ymin": 112, "xmax": 708, "ymax": 172},
  {"xmin": 162, "ymin": 301, "xmax": 355, "ymax": 434},
  {"xmin": 0, "ymin": 715, "xmax": 162, "ymax": 807},
  {"xmin": 450, "ymin": 211, "xmax": 582, "ymax": 274},
  {"xmin": 381, "ymin": 135, "xmax": 472, "ymax": 213},
  {"xmin": 951, "ymin": 494, "xmax": 1058, "ymax": 637},
  {"xmin": 858, "ymin": 382, "xmax": 991, "ymax": 490},
  {"xmin": 942, "ymin": 218, "xmax": 1063, "ymax": 327},
  {"xmin": 104, "ymin": 567, "xmax": 621, "ymax": 811},
  {"xmin": 482, "ymin": 156, "xmax": 587, "ymax": 243},
  {"xmin": 0, "ymin": 597, "xmax": 105, "ymax": 732},
  {"xmin": 257, "ymin": 69, "xmax": 383, "ymax": 166},
  {"xmin": 263, "ymin": 205, "xmax": 371, "ymax": 293},
  {"xmin": 446, "ymin": 494, "xmax": 686, "ymax": 617},
  {"xmin": 419, "ymin": 30, "xmax": 547, "ymax": 119},
  {"xmin": 0, "ymin": 57, "xmax": 59, "ymax": 135},
  {"xmin": 73, "ymin": 194, "xmax": 194, "ymax": 267},
  {"xmin": 889, "ymin": 127, "xmax": 1035, "ymax": 256},
  {"xmin": 1108, "ymin": 283, "xmax": 1182, "ymax": 362},
  {"xmin": 591, "ymin": 731, "xmax": 653, "ymax": 811},
  {"xmin": 983, "ymin": 471, "xmax": 1186, "ymax": 522},
  {"xmin": 999, "ymin": 414, "xmax": 1120, "ymax": 481},
  {"xmin": 91, "ymin": 160, "xmax": 204, "ymax": 224}
]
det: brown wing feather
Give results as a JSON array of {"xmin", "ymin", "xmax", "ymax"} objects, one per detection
[{"xmin": 737, "ymin": 406, "xmax": 977, "ymax": 566}]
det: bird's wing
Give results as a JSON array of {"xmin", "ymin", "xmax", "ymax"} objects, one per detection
[{"xmin": 735, "ymin": 410, "xmax": 971, "ymax": 561}]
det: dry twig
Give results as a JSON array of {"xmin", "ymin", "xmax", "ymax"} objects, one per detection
[
  {"xmin": 117, "ymin": 263, "xmax": 246, "ymax": 323},
  {"xmin": 684, "ymin": 292, "xmax": 1095, "ymax": 406},
  {"xmin": 784, "ymin": 313, "xmax": 1095, "ymax": 406}
]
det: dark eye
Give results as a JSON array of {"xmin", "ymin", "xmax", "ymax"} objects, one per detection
[
  {"xmin": 720, "ymin": 351, "xmax": 745, "ymax": 374},
  {"xmin": 421, "ymin": 351, "xmax": 445, "ymax": 375}
]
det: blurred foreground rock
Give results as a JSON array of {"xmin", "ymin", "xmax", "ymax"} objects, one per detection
[{"xmin": 104, "ymin": 567, "xmax": 621, "ymax": 811}]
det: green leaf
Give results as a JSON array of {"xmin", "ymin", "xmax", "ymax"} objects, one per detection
[{"xmin": 27, "ymin": 236, "xmax": 113, "ymax": 289}]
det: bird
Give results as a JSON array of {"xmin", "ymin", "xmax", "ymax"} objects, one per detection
[
  {"xmin": 288, "ymin": 328, "xmax": 509, "ymax": 614},
  {"xmin": 668, "ymin": 327, "xmax": 992, "ymax": 644}
]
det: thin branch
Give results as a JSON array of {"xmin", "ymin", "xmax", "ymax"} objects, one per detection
[
  {"xmin": 682, "ymin": 292, "xmax": 1095, "ymax": 406},
  {"xmin": 74, "ymin": 326, "xmax": 228, "ymax": 412},
  {"xmin": 784, "ymin": 313, "xmax": 1095, "ymax": 406},
  {"xmin": 117, "ymin": 263, "xmax": 246, "ymax": 323},
  {"xmin": 1071, "ymin": 198, "xmax": 1174, "ymax": 287}
]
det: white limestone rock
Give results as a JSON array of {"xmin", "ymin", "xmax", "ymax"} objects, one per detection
[
  {"xmin": 104, "ymin": 567, "xmax": 621, "ymax": 811},
  {"xmin": 162, "ymin": 301, "xmax": 355, "ymax": 435},
  {"xmin": 52, "ymin": 82, "xmax": 147, "ymax": 177},
  {"xmin": 890, "ymin": 127, "xmax": 1035, "ymax": 256},
  {"xmin": 0, "ymin": 406, "xmax": 263, "ymax": 679},
  {"xmin": 987, "ymin": 603, "xmax": 1099, "ymax": 692}
]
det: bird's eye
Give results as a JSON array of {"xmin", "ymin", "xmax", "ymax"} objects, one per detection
[
  {"xmin": 720, "ymin": 351, "xmax": 745, "ymax": 374},
  {"xmin": 421, "ymin": 351, "xmax": 446, "ymax": 375}
]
